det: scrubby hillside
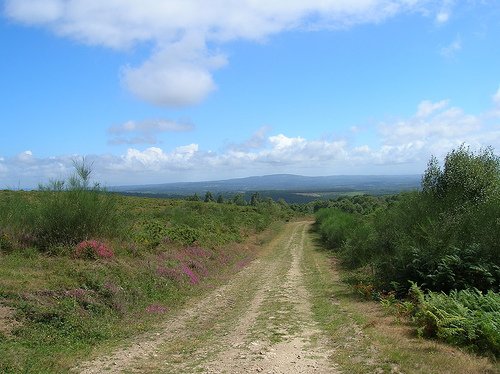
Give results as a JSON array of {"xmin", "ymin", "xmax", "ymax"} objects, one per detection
[{"xmin": 0, "ymin": 161, "xmax": 295, "ymax": 373}]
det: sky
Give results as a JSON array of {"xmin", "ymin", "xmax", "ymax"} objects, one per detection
[{"xmin": 1, "ymin": 0, "xmax": 500, "ymax": 189}]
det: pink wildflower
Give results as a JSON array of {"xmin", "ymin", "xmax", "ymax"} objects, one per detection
[
  {"xmin": 181, "ymin": 265, "xmax": 200, "ymax": 285},
  {"xmin": 146, "ymin": 304, "xmax": 169, "ymax": 313},
  {"xmin": 74, "ymin": 239, "xmax": 114, "ymax": 260}
]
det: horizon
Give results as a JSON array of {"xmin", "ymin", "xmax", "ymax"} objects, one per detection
[
  {"xmin": 9, "ymin": 172, "xmax": 423, "ymax": 192},
  {"xmin": 2, "ymin": 1, "xmax": 500, "ymax": 190},
  {"xmin": 113, "ymin": 172, "xmax": 423, "ymax": 188}
]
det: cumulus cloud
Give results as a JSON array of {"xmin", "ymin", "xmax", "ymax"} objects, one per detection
[
  {"xmin": 4, "ymin": 0, "xmax": 452, "ymax": 107},
  {"xmin": 118, "ymin": 145, "xmax": 200, "ymax": 171},
  {"xmin": 107, "ymin": 117, "xmax": 195, "ymax": 145},
  {"xmin": 121, "ymin": 33, "xmax": 228, "ymax": 107},
  {"xmin": 6, "ymin": 85, "xmax": 500, "ymax": 189},
  {"xmin": 11, "ymin": 150, "xmax": 36, "ymax": 165},
  {"xmin": 378, "ymin": 99, "xmax": 481, "ymax": 146},
  {"xmin": 415, "ymin": 99, "xmax": 449, "ymax": 118}
]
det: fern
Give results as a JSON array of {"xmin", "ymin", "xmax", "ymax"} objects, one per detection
[{"xmin": 410, "ymin": 284, "xmax": 500, "ymax": 355}]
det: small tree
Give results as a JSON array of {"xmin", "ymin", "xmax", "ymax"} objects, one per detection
[
  {"xmin": 250, "ymin": 192, "xmax": 261, "ymax": 206},
  {"xmin": 34, "ymin": 157, "xmax": 119, "ymax": 248},
  {"xmin": 186, "ymin": 193, "xmax": 201, "ymax": 201},
  {"xmin": 204, "ymin": 191, "xmax": 215, "ymax": 203},
  {"xmin": 374, "ymin": 145, "xmax": 500, "ymax": 293},
  {"xmin": 233, "ymin": 194, "xmax": 246, "ymax": 206},
  {"xmin": 422, "ymin": 144, "xmax": 500, "ymax": 207}
]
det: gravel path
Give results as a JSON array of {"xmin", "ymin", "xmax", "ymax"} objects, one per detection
[{"xmin": 73, "ymin": 221, "xmax": 340, "ymax": 374}]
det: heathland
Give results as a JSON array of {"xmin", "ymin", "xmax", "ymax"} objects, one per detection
[{"xmin": 1, "ymin": 146, "xmax": 500, "ymax": 373}]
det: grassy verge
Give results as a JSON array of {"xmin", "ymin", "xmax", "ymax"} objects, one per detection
[
  {"xmin": 0, "ymin": 241, "xmax": 266, "ymax": 373},
  {"xmin": 302, "ymin": 227, "xmax": 500, "ymax": 373}
]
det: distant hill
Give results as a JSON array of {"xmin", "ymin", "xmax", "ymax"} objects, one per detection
[{"xmin": 112, "ymin": 174, "xmax": 421, "ymax": 203}]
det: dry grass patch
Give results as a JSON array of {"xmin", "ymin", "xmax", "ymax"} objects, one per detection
[{"xmin": 350, "ymin": 296, "xmax": 500, "ymax": 374}]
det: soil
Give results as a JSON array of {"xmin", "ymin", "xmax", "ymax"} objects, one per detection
[
  {"xmin": 72, "ymin": 221, "xmax": 339, "ymax": 373},
  {"xmin": 0, "ymin": 303, "xmax": 19, "ymax": 337}
]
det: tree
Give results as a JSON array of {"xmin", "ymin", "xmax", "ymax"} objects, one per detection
[
  {"xmin": 204, "ymin": 191, "xmax": 215, "ymax": 203},
  {"xmin": 186, "ymin": 193, "xmax": 201, "ymax": 201},
  {"xmin": 277, "ymin": 198, "xmax": 288, "ymax": 209},
  {"xmin": 250, "ymin": 192, "xmax": 261, "ymax": 206},
  {"xmin": 422, "ymin": 144, "xmax": 500, "ymax": 207},
  {"xmin": 372, "ymin": 145, "xmax": 500, "ymax": 293},
  {"xmin": 233, "ymin": 194, "xmax": 246, "ymax": 206}
]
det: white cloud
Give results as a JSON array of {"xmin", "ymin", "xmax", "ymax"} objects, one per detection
[
  {"xmin": 494, "ymin": 85, "xmax": 500, "ymax": 106},
  {"xmin": 4, "ymin": 0, "xmax": 450, "ymax": 107},
  {"xmin": 415, "ymin": 99, "xmax": 449, "ymax": 118},
  {"xmin": 485, "ymin": 85, "xmax": 500, "ymax": 119},
  {"xmin": 440, "ymin": 34, "xmax": 461, "ymax": 57},
  {"xmin": 227, "ymin": 126, "xmax": 272, "ymax": 152},
  {"xmin": 108, "ymin": 117, "xmax": 195, "ymax": 144},
  {"xmin": 120, "ymin": 33, "xmax": 228, "ymax": 107},
  {"xmin": 436, "ymin": 12, "xmax": 449, "ymax": 23},
  {"xmin": 11, "ymin": 150, "xmax": 36, "ymax": 165},
  {"xmin": 4, "ymin": 0, "xmax": 63, "ymax": 24},
  {"xmin": 379, "ymin": 99, "xmax": 481, "ymax": 145},
  {"xmin": 6, "ymin": 85, "xmax": 500, "ymax": 189},
  {"xmin": 0, "ymin": 158, "xmax": 7, "ymax": 176}
]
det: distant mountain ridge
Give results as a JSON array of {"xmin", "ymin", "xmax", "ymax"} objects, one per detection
[{"xmin": 113, "ymin": 174, "xmax": 421, "ymax": 196}]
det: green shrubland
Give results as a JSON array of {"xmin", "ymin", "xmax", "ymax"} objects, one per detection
[
  {"xmin": 0, "ymin": 160, "xmax": 295, "ymax": 373},
  {"xmin": 315, "ymin": 144, "xmax": 500, "ymax": 356}
]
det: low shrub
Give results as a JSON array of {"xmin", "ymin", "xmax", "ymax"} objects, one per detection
[
  {"xmin": 315, "ymin": 208, "xmax": 373, "ymax": 268},
  {"xmin": 401, "ymin": 284, "xmax": 500, "ymax": 356},
  {"xmin": 73, "ymin": 240, "xmax": 114, "ymax": 260}
]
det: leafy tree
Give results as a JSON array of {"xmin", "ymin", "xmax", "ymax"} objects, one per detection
[
  {"xmin": 233, "ymin": 194, "xmax": 246, "ymax": 206},
  {"xmin": 250, "ymin": 192, "xmax": 261, "ymax": 206},
  {"xmin": 262, "ymin": 197, "xmax": 274, "ymax": 206},
  {"xmin": 422, "ymin": 144, "xmax": 500, "ymax": 207},
  {"xmin": 372, "ymin": 145, "xmax": 500, "ymax": 293},
  {"xmin": 186, "ymin": 193, "xmax": 201, "ymax": 201},
  {"xmin": 217, "ymin": 194, "xmax": 224, "ymax": 204},
  {"xmin": 204, "ymin": 191, "xmax": 215, "ymax": 203},
  {"xmin": 277, "ymin": 198, "xmax": 288, "ymax": 209}
]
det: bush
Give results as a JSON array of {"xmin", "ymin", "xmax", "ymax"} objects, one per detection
[
  {"xmin": 73, "ymin": 240, "xmax": 114, "ymax": 260},
  {"xmin": 315, "ymin": 208, "xmax": 374, "ymax": 268},
  {"xmin": 369, "ymin": 145, "xmax": 500, "ymax": 294},
  {"xmin": 32, "ymin": 158, "xmax": 120, "ymax": 249}
]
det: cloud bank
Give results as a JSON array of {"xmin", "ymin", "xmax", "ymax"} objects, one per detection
[
  {"xmin": 3, "ymin": 88, "xmax": 500, "ymax": 189},
  {"xmin": 4, "ymin": 0, "xmax": 449, "ymax": 107}
]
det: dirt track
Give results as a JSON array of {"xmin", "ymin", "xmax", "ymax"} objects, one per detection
[{"xmin": 73, "ymin": 221, "xmax": 340, "ymax": 373}]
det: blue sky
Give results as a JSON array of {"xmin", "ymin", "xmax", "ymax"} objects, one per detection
[{"xmin": 1, "ymin": 1, "xmax": 500, "ymax": 189}]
